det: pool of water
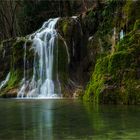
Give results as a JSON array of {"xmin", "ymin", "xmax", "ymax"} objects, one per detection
[{"xmin": 0, "ymin": 99, "xmax": 140, "ymax": 140}]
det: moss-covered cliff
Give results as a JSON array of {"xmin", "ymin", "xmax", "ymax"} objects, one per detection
[
  {"xmin": 0, "ymin": 38, "xmax": 33, "ymax": 97},
  {"xmin": 83, "ymin": 0, "xmax": 140, "ymax": 104}
]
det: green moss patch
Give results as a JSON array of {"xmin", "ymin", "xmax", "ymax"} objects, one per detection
[{"xmin": 84, "ymin": 28, "xmax": 140, "ymax": 104}]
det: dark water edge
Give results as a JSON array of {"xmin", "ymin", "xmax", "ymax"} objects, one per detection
[{"xmin": 0, "ymin": 99, "xmax": 140, "ymax": 140}]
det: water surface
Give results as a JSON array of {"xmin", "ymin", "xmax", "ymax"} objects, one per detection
[{"xmin": 0, "ymin": 99, "xmax": 140, "ymax": 140}]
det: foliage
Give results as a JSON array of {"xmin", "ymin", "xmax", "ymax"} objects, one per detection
[{"xmin": 84, "ymin": 28, "xmax": 140, "ymax": 104}]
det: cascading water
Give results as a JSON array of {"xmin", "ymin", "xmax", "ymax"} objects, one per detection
[
  {"xmin": 120, "ymin": 29, "xmax": 124, "ymax": 39},
  {"xmin": 17, "ymin": 18, "xmax": 61, "ymax": 98},
  {"xmin": 0, "ymin": 72, "xmax": 10, "ymax": 90}
]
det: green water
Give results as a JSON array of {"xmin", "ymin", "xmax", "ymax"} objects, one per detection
[{"xmin": 0, "ymin": 99, "xmax": 140, "ymax": 140}]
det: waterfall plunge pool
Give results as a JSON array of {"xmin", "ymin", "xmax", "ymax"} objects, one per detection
[{"xmin": 0, "ymin": 99, "xmax": 140, "ymax": 140}]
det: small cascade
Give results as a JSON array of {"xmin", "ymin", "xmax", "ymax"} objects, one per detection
[
  {"xmin": 18, "ymin": 42, "xmax": 27, "ymax": 98},
  {"xmin": 17, "ymin": 18, "xmax": 61, "ymax": 98},
  {"xmin": 0, "ymin": 72, "xmax": 10, "ymax": 89},
  {"xmin": 120, "ymin": 29, "xmax": 124, "ymax": 39}
]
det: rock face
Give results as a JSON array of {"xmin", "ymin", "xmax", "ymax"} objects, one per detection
[
  {"xmin": 0, "ymin": 38, "xmax": 33, "ymax": 97},
  {"xmin": 83, "ymin": 0, "xmax": 140, "ymax": 104},
  {"xmin": 0, "ymin": 0, "xmax": 140, "ymax": 104}
]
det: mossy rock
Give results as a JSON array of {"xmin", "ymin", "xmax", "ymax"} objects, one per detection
[
  {"xmin": 83, "ymin": 56, "xmax": 109, "ymax": 103},
  {"xmin": 57, "ymin": 38, "xmax": 69, "ymax": 84},
  {"xmin": 0, "ymin": 69, "xmax": 22, "ymax": 97},
  {"xmin": 84, "ymin": 27, "xmax": 140, "ymax": 104},
  {"xmin": 117, "ymin": 30, "xmax": 140, "ymax": 52},
  {"xmin": 122, "ymin": 0, "xmax": 140, "ymax": 32},
  {"xmin": 12, "ymin": 38, "xmax": 26, "ymax": 69},
  {"xmin": 0, "ymin": 89, "xmax": 17, "ymax": 98},
  {"xmin": 82, "ymin": 9, "xmax": 98, "ymax": 35},
  {"xmin": 108, "ymin": 51, "xmax": 133, "ymax": 74},
  {"xmin": 0, "ymin": 38, "xmax": 16, "ymax": 80},
  {"xmin": 51, "ymin": 36, "xmax": 69, "ymax": 95},
  {"xmin": 0, "ymin": 37, "xmax": 34, "ymax": 97},
  {"xmin": 133, "ymin": 19, "xmax": 140, "ymax": 30},
  {"xmin": 58, "ymin": 18, "xmax": 75, "ymax": 37},
  {"xmin": 119, "ymin": 79, "xmax": 140, "ymax": 104}
]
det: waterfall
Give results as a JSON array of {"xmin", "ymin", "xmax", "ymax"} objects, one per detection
[
  {"xmin": 0, "ymin": 72, "xmax": 10, "ymax": 89},
  {"xmin": 120, "ymin": 29, "xmax": 124, "ymax": 39},
  {"xmin": 17, "ymin": 18, "xmax": 61, "ymax": 98}
]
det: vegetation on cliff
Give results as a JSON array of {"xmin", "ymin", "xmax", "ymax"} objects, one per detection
[{"xmin": 83, "ymin": 0, "xmax": 140, "ymax": 104}]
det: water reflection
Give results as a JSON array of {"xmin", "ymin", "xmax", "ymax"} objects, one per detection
[
  {"xmin": 0, "ymin": 99, "xmax": 93, "ymax": 139},
  {"xmin": 0, "ymin": 99, "xmax": 140, "ymax": 140},
  {"xmin": 83, "ymin": 102, "xmax": 140, "ymax": 139},
  {"xmin": 20, "ymin": 100, "xmax": 54, "ymax": 140}
]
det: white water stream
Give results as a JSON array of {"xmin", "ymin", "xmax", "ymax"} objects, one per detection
[
  {"xmin": 17, "ymin": 18, "xmax": 61, "ymax": 98},
  {"xmin": 0, "ymin": 72, "xmax": 10, "ymax": 89}
]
